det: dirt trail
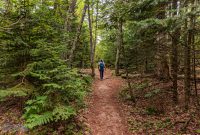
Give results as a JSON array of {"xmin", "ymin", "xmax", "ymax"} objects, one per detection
[{"xmin": 84, "ymin": 69, "xmax": 131, "ymax": 135}]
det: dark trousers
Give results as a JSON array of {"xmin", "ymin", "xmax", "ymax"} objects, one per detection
[{"xmin": 100, "ymin": 70, "xmax": 104, "ymax": 80}]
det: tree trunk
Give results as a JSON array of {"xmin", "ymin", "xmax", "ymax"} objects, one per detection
[
  {"xmin": 93, "ymin": 0, "xmax": 99, "ymax": 64},
  {"xmin": 156, "ymin": 3, "xmax": 170, "ymax": 81},
  {"xmin": 115, "ymin": 19, "xmax": 123, "ymax": 76},
  {"xmin": 65, "ymin": 0, "xmax": 77, "ymax": 32},
  {"xmin": 184, "ymin": 0, "xmax": 197, "ymax": 110},
  {"xmin": 171, "ymin": 0, "xmax": 179, "ymax": 104},
  {"xmin": 126, "ymin": 70, "xmax": 135, "ymax": 102},
  {"xmin": 184, "ymin": 18, "xmax": 190, "ymax": 110},
  {"xmin": 68, "ymin": 3, "xmax": 87, "ymax": 66},
  {"xmin": 87, "ymin": 0, "xmax": 95, "ymax": 77},
  {"xmin": 171, "ymin": 31, "xmax": 179, "ymax": 104},
  {"xmin": 192, "ymin": 0, "xmax": 199, "ymax": 108}
]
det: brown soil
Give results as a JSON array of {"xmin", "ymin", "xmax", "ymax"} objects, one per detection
[
  {"xmin": 82, "ymin": 70, "xmax": 129, "ymax": 135},
  {"xmin": 83, "ymin": 69, "xmax": 131, "ymax": 135}
]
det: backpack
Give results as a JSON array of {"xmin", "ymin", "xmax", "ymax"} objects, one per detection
[{"xmin": 99, "ymin": 62, "xmax": 104, "ymax": 70}]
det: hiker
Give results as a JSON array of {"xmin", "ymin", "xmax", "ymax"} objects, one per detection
[{"xmin": 98, "ymin": 60, "xmax": 105, "ymax": 80}]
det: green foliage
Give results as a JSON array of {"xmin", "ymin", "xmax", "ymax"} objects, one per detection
[
  {"xmin": 23, "ymin": 96, "xmax": 76, "ymax": 129},
  {"xmin": 119, "ymin": 88, "xmax": 133, "ymax": 101},
  {"xmin": 24, "ymin": 112, "xmax": 54, "ymax": 129},
  {"xmin": 0, "ymin": 82, "xmax": 35, "ymax": 101},
  {"xmin": 196, "ymin": 129, "xmax": 200, "ymax": 133},
  {"xmin": 156, "ymin": 118, "xmax": 171, "ymax": 129},
  {"xmin": 96, "ymin": 29, "xmax": 117, "ymax": 66},
  {"xmin": 145, "ymin": 107, "xmax": 158, "ymax": 115},
  {"xmin": 0, "ymin": 89, "xmax": 27, "ymax": 101},
  {"xmin": 21, "ymin": 63, "xmax": 90, "ymax": 129},
  {"xmin": 0, "ymin": 0, "xmax": 92, "ymax": 131},
  {"xmin": 133, "ymin": 82, "xmax": 149, "ymax": 91},
  {"xmin": 53, "ymin": 106, "xmax": 76, "ymax": 122},
  {"xmin": 144, "ymin": 89, "xmax": 161, "ymax": 98}
]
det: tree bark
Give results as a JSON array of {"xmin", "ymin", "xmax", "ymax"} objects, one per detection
[
  {"xmin": 192, "ymin": 0, "xmax": 199, "ymax": 108},
  {"xmin": 156, "ymin": 3, "xmax": 170, "ymax": 81},
  {"xmin": 65, "ymin": 0, "xmax": 77, "ymax": 32},
  {"xmin": 93, "ymin": 0, "xmax": 99, "ymax": 63},
  {"xmin": 184, "ymin": 18, "xmax": 190, "ymax": 110},
  {"xmin": 184, "ymin": 0, "xmax": 197, "ymax": 110},
  {"xmin": 87, "ymin": 0, "xmax": 95, "ymax": 77},
  {"xmin": 171, "ymin": 0, "xmax": 179, "ymax": 104},
  {"xmin": 192, "ymin": 15, "xmax": 199, "ymax": 107},
  {"xmin": 68, "ymin": 3, "xmax": 87, "ymax": 65},
  {"xmin": 115, "ymin": 19, "xmax": 123, "ymax": 76}
]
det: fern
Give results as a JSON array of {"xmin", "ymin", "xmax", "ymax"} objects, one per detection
[
  {"xmin": 144, "ymin": 89, "xmax": 161, "ymax": 98},
  {"xmin": 53, "ymin": 106, "xmax": 76, "ymax": 122},
  {"xmin": 134, "ymin": 82, "xmax": 149, "ymax": 90},
  {"xmin": 23, "ymin": 96, "xmax": 48, "ymax": 117},
  {"xmin": 23, "ymin": 96, "xmax": 51, "ymax": 129},
  {"xmin": 24, "ymin": 106, "xmax": 76, "ymax": 129},
  {"xmin": 25, "ymin": 112, "xmax": 54, "ymax": 129},
  {"xmin": 23, "ymin": 97, "xmax": 76, "ymax": 129},
  {"xmin": 23, "ymin": 93, "xmax": 78, "ymax": 130}
]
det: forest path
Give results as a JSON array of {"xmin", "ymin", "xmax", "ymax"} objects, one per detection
[{"xmin": 83, "ymin": 69, "xmax": 131, "ymax": 135}]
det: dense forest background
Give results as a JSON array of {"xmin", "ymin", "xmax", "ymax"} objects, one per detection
[{"xmin": 0, "ymin": 0, "xmax": 200, "ymax": 134}]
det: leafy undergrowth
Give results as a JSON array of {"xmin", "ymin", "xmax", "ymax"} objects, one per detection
[
  {"xmin": 0, "ymin": 97, "xmax": 88, "ymax": 135},
  {"xmin": 120, "ymin": 75, "xmax": 200, "ymax": 134},
  {"xmin": 0, "ymin": 69, "xmax": 93, "ymax": 135}
]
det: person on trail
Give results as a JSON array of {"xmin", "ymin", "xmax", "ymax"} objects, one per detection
[{"xmin": 98, "ymin": 60, "xmax": 105, "ymax": 80}]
